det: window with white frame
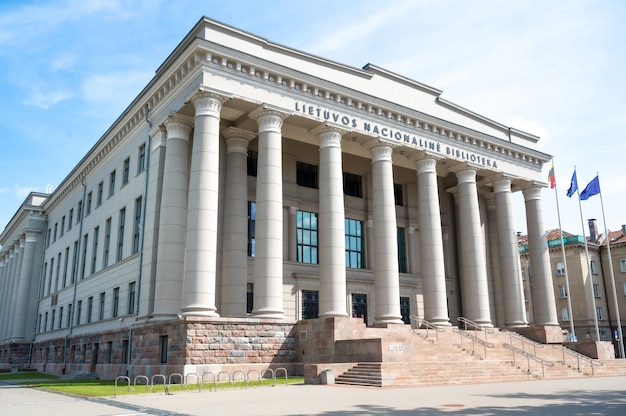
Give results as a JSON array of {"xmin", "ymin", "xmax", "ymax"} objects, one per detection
[
  {"xmin": 621, "ymin": 259, "xmax": 626, "ymax": 273},
  {"xmin": 590, "ymin": 260, "xmax": 598, "ymax": 275},
  {"xmin": 561, "ymin": 307, "xmax": 570, "ymax": 321},
  {"xmin": 558, "ymin": 285, "xmax": 568, "ymax": 298},
  {"xmin": 556, "ymin": 262, "xmax": 565, "ymax": 275},
  {"xmin": 593, "ymin": 283, "xmax": 601, "ymax": 298},
  {"xmin": 596, "ymin": 306, "xmax": 603, "ymax": 320}
]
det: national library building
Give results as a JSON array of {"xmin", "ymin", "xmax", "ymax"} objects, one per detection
[{"xmin": 0, "ymin": 17, "xmax": 562, "ymax": 380}]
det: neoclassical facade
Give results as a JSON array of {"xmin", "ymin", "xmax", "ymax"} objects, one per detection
[{"xmin": 0, "ymin": 17, "xmax": 559, "ymax": 377}]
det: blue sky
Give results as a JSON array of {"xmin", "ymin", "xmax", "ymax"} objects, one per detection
[{"xmin": 1, "ymin": 0, "xmax": 625, "ymax": 240}]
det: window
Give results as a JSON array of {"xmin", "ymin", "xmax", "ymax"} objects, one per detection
[
  {"xmin": 591, "ymin": 260, "xmax": 598, "ymax": 275},
  {"xmin": 38, "ymin": 314, "xmax": 42, "ymax": 333},
  {"xmin": 77, "ymin": 200, "xmax": 83, "ymax": 224},
  {"xmin": 247, "ymin": 283, "xmax": 254, "ymax": 314},
  {"xmin": 80, "ymin": 233, "xmax": 88, "ymax": 279},
  {"xmin": 561, "ymin": 307, "xmax": 570, "ymax": 321},
  {"xmin": 247, "ymin": 150, "xmax": 258, "ymax": 177},
  {"xmin": 558, "ymin": 285, "xmax": 568, "ymax": 298},
  {"xmin": 122, "ymin": 157, "xmax": 130, "ymax": 185},
  {"xmin": 71, "ymin": 240, "xmax": 78, "ymax": 283},
  {"xmin": 138, "ymin": 144, "xmax": 146, "ymax": 173},
  {"xmin": 48, "ymin": 258, "xmax": 54, "ymax": 295},
  {"xmin": 51, "ymin": 309, "xmax": 55, "ymax": 331},
  {"xmin": 103, "ymin": 218, "xmax": 111, "ymax": 268},
  {"xmin": 297, "ymin": 211, "xmax": 318, "ymax": 264},
  {"xmin": 593, "ymin": 283, "xmax": 601, "ymax": 298},
  {"xmin": 248, "ymin": 202, "xmax": 256, "ymax": 257},
  {"xmin": 117, "ymin": 208, "xmax": 126, "ymax": 261},
  {"xmin": 86, "ymin": 192, "xmax": 92, "ymax": 215},
  {"xmin": 46, "ymin": 228, "xmax": 51, "ymax": 247},
  {"xmin": 302, "ymin": 290, "xmax": 319, "ymax": 319},
  {"xmin": 91, "ymin": 226, "xmax": 99, "ymax": 274},
  {"xmin": 620, "ymin": 259, "xmax": 626, "ymax": 273},
  {"xmin": 112, "ymin": 287, "xmax": 120, "ymax": 318},
  {"xmin": 345, "ymin": 218, "xmax": 365, "ymax": 269},
  {"xmin": 59, "ymin": 306, "xmax": 64, "ymax": 329},
  {"xmin": 87, "ymin": 296, "xmax": 93, "ymax": 323},
  {"xmin": 68, "ymin": 209, "xmax": 73, "ymax": 230},
  {"xmin": 106, "ymin": 341, "xmax": 113, "ymax": 364},
  {"xmin": 60, "ymin": 216, "xmax": 65, "ymax": 237},
  {"xmin": 109, "ymin": 170, "xmax": 116, "ymax": 197},
  {"xmin": 343, "ymin": 172, "xmax": 363, "ymax": 198},
  {"xmin": 397, "ymin": 227, "xmax": 407, "ymax": 273},
  {"xmin": 623, "ymin": 282, "xmax": 626, "ymax": 296},
  {"xmin": 296, "ymin": 161, "xmax": 318, "ymax": 189},
  {"xmin": 128, "ymin": 282, "xmax": 136, "ymax": 315},
  {"xmin": 160, "ymin": 335, "xmax": 168, "ymax": 364},
  {"xmin": 99, "ymin": 292, "xmax": 105, "ymax": 321},
  {"xmin": 67, "ymin": 304, "xmax": 72, "ymax": 328},
  {"xmin": 76, "ymin": 300, "xmax": 82, "ymax": 325},
  {"xmin": 393, "ymin": 183, "xmax": 404, "ymax": 206},
  {"xmin": 63, "ymin": 247, "xmax": 69, "ymax": 287},
  {"xmin": 55, "ymin": 252, "xmax": 61, "ymax": 291},
  {"xmin": 53, "ymin": 223, "xmax": 58, "ymax": 242},
  {"xmin": 596, "ymin": 307, "xmax": 604, "ymax": 320},
  {"xmin": 133, "ymin": 197, "xmax": 142, "ymax": 254},
  {"xmin": 44, "ymin": 312, "xmax": 48, "ymax": 332},
  {"xmin": 97, "ymin": 181, "xmax": 104, "ymax": 206},
  {"xmin": 122, "ymin": 339, "xmax": 129, "ymax": 364},
  {"xmin": 556, "ymin": 262, "xmax": 565, "ymax": 275}
]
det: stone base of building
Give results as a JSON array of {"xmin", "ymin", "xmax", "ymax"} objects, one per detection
[
  {"xmin": 2, "ymin": 317, "xmax": 299, "ymax": 380},
  {"xmin": 0, "ymin": 341, "xmax": 33, "ymax": 372},
  {"xmin": 564, "ymin": 341, "xmax": 616, "ymax": 360},
  {"xmin": 515, "ymin": 325, "xmax": 564, "ymax": 344}
]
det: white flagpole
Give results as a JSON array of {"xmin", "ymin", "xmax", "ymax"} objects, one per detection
[
  {"xmin": 574, "ymin": 167, "xmax": 600, "ymax": 341},
  {"xmin": 553, "ymin": 160, "xmax": 575, "ymax": 340},
  {"xmin": 597, "ymin": 173, "xmax": 624, "ymax": 358}
]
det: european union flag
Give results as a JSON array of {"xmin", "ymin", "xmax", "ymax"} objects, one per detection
[
  {"xmin": 566, "ymin": 169, "xmax": 578, "ymax": 197},
  {"xmin": 580, "ymin": 175, "xmax": 601, "ymax": 200}
]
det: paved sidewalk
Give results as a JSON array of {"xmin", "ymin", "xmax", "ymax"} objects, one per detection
[{"xmin": 2, "ymin": 376, "xmax": 626, "ymax": 415}]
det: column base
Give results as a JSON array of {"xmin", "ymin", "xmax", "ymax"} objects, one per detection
[
  {"xmin": 180, "ymin": 307, "xmax": 220, "ymax": 318},
  {"xmin": 252, "ymin": 308, "xmax": 286, "ymax": 320}
]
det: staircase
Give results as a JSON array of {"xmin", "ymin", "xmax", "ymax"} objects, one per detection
[{"xmin": 330, "ymin": 321, "xmax": 626, "ymax": 387}]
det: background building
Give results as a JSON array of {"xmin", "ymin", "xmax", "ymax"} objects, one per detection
[
  {"xmin": 1, "ymin": 17, "xmax": 559, "ymax": 378},
  {"xmin": 520, "ymin": 220, "xmax": 626, "ymax": 355}
]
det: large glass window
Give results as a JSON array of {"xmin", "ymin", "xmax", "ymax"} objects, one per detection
[
  {"xmin": 343, "ymin": 172, "xmax": 363, "ymax": 198},
  {"xmin": 248, "ymin": 201, "xmax": 256, "ymax": 257},
  {"xmin": 117, "ymin": 208, "xmax": 126, "ymax": 261},
  {"xmin": 345, "ymin": 218, "xmax": 364, "ymax": 269},
  {"xmin": 297, "ymin": 211, "xmax": 318, "ymax": 264},
  {"xmin": 296, "ymin": 161, "xmax": 318, "ymax": 189},
  {"xmin": 397, "ymin": 227, "xmax": 407, "ymax": 273}
]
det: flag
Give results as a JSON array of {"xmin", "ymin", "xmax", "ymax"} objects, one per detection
[
  {"xmin": 548, "ymin": 161, "xmax": 556, "ymax": 189},
  {"xmin": 580, "ymin": 175, "xmax": 601, "ymax": 200},
  {"xmin": 566, "ymin": 169, "xmax": 578, "ymax": 197}
]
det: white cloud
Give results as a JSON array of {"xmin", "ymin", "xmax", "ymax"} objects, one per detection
[
  {"xmin": 81, "ymin": 71, "xmax": 154, "ymax": 106},
  {"xmin": 23, "ymin": 88, "xmax": 73, "ymax": 109}
]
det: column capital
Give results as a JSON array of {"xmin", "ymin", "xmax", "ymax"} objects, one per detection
[
  {"xmin": 163, "ymin": 115, "xmax": 193, "ymax": 141},
  {"xmin": 150, "ymin": 124, "xmax": 167, "ymax": 152},
  {"xmin": 223, "ymin": 127, "xmax": 256, "ymax": 154},
  {"xmin": 522, "ymin": 186, "xmax": 543, "ymax": 201},
  {"xmin": 289, "ymin": 206, "xmax": 298, "ymax": 215},
  {"xmin": 368, "ymin": 143, "xmax": 394, "ymax": 162},
  {"xmin": 190, "ymin": 90, "xmax": 225, "ymax": 117},
  {"xmin": 454, "ymin": 167, "xmax": 477, "ymax": 184},
  {"xmin": 23, "ymin": 229, "xmax": 41, "ymax": 244},
  {"xmin": 249, "ymin": 105, "xmax": 288, "ymax": 133},
  {"xmin": 310, "ymin": 124, "xmax": 346, "ymax": 149},
  {"xmin": 414, "ymin": 157, "xmax": 437, "ymax": 174},
  {"xmin": 492, "ymin": 178, "xmax": 512, "ymax": 194}
]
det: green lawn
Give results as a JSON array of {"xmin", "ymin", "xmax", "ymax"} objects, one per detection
[{"xmin": 1, "ymin": 372, "xmax": 303, "ymax": 397}]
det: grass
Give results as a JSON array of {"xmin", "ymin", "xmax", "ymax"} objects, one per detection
[{"xmin": 3, "ymin": 372, "xmax": 303, "ymax": 397}]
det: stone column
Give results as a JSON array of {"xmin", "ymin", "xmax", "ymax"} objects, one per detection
[
  {"xmin": 523, "ymin": 186, "xmax": 559, "ymax": 326},
  {"xmin": 415, "ymin": 156, "xmax": 450, "ymax": 326},
  {"xmin": 493, "ymin": 179, "xmax": 527, "ymax": 327},
  {"xmin": 485, "ymin": 196, "xmax": 504, "ymax": 326},
  {"xmin": 219, "ymin": 127, "xmax": 255, "ymax": 317},
  {"xmin": 250, "ymin": 106, "xmax": 287, "ymax": 319},
  {"xmin": 315, "ymin": 126, "xmax": 348, "ymax": 317},
  {"xmin": 453, "ymin": 167, "xmax": 492, "ymax": 327},
  {"xmin": 181, "ymin": 91, "xmax": 225, "ymax": 316},
  {"xmin": 370, "ymin": 143, "xmax": 403, "ymax": 325},
  {"xmin": 365, "ymin": 219, "xmax": 374, "ymax": 269},
  {"xmin": 2, "ymin": 246, "xmax": 18, "ymax": 339},
  {"xmin": 0, "ymin": 252, "xmax": 8, "ymax": 339},
  {"xmin": 152, "ymin": 115, "xmax": 193, "ymax": 318},
  {"xmin": 11, "ymin": 231, "xmax": 39, "ymax": 339}
]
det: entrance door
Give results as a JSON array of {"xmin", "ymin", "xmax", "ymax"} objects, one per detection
[
  {"xmin": 352, "ymin": 293, "xmax": 368, "ymax": 325},
  {"xmin": 90, "ymin": 343, "xmax": 99, "ymax": 373}
]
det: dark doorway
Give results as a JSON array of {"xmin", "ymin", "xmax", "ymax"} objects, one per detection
[
  {"xmin": 400, "ymin": 297, "xmax": 410, "ymax": 324},
  {"xmin": 302, "ymin": 290, "xmax": 319, "ymax": 319},
  {"xmin": 352, "ymin": 293, "xmax": 368, "ymax": 325}
]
